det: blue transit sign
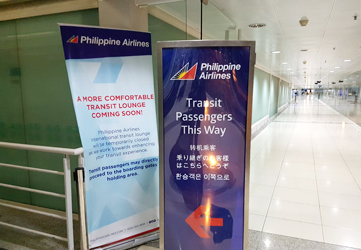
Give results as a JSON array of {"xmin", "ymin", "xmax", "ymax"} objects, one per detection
[{"xmin": 158, "ymin": 40, "xmax": 255, "ymax": 250}]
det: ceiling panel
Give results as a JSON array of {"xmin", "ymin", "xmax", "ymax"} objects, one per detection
[{"xmin": 208, "ymin": 0, "xmax": 361, "ymax": 87}]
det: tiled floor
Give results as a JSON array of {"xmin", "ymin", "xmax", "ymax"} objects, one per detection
[
  {"xmin": 249, "ymin": 95, "xmax": 361, "ymax": 249},
  {"xmin": 129, "ymin": 230, "xmax": 361, "ymax": 250}
]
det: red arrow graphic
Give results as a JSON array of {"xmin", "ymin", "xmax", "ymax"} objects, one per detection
[{"xmin": 185, "ymin": 205, "xmax": 223, "ymax": 238}]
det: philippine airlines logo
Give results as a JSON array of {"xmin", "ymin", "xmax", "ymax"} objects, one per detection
[
  {"xmin": 171, "ymin": 63, "xmax": 198, "ymax": 80},
  {"xmin": 67, "ymin": 35, "xmax": 79, "ymax": 43}
]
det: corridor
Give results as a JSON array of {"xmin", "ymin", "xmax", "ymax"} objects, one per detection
[{"xmin": 249, "ymin": 95, "xmax": 361, "ymax": 249}]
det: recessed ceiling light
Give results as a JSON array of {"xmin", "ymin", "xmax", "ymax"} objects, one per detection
[
  {"xmin": 330, "ymin": 71, "xmax": 334, "ymax": 72},
  {"xmin": 248, "ymin": 23, "xmax": 266, "ymax": 28},
  {"xmin": 335, "ymin": 66, "xmax": 340, "ymax": 69},
  {"xmin": 282, "ymin": 62, "xmax": 288, "ymax": 64},
  {"xmin": 272, "ymin": 51, "xmax": 281, "ymax": 54},
  {"xmin": 344, "ymin": 59, "xmax": 352, "ymax": 62}
]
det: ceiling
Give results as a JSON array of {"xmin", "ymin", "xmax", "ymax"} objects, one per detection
[
  {"xmin": 3, "ymin": 0, "xmax": 360, "ymax": 88},
  {"xmin": 155, "ymin": 0, "xmax": 361, "ymax": 88}
]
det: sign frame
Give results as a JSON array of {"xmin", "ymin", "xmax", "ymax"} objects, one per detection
[
  {"xmin": 59, "ymin": 23, "xmax": 160, "ymax": 249},
  {"xmin": 157, "ymin": 40, "xmax": 255, "ymax": 250}
]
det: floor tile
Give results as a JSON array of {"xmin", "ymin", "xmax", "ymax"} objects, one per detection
[
  {"xmin": 250, "ymin": 166, "xmax": 282, "ymax": 176},
  {"xmin": 272, "ymin": 187, "xmax": 319, "ymax": 205},
  {"xmin": 346, "ymin": 160, "xmax": 361, "ymax": 169},
  {"xmin": 282, "ymin": 161, "xmax": 315, "ymax": 170},
  {"xmin": 320, "ymin": 206, "xmax": 361, "ymax": 231},
  {"xmin": 276, "ymin": 176, "xmax": 317, "ymax": 191},
  {"xmin": 279, "ymin": 167, "xmax": 316, "ymax": 180},
  {"xmin": 316, "ymin": 170, "xmax": 355, "ymax": 183},
  {"xmin": 283, "ymin": 153, "xmax": 314, "ymax": 164},
  {"xmin": 315, "ymin": 163, "xmax": 349, "ymax": 173},
  {"xmin": 268, "ymin": 200, "xmax": 321, "ymax": 224},
  {"xmin": 250, "ymin": 173, "xmax": 278, "ymax": 186},
  {"xmin": 318, "ymin": 192, "xmax": 361, "ymax": 211},
  {"xmin": 314, "ymin": 156, "xmax": 346, "ymax": 165},
  {"xmin": 323, "ymin": 226, "xmax": 361, "ymax": 249},
  {"xmin": 253, "ymin": 154, "xmax": 285, "ymax": 163},
  {"xmin": 250, "ymin": 184, "xmax": 275, "ymax": 199},
  {"xmin": 251, "ymin": 158, "xmax": 283, "ymax": 168},
  {"xmin": 317, "ymin": 180, "xmax": 361, "ymax": 196},
  {"xmin": 263, "ymin": 217, "xmax": 323, "ymax": 242},
  {"xmin": 249, "ymin": 214, "xmax": 266, "ymax": 231},
  {"xmin": 249, "ymin": 197, "xmax": 271, "ymax": 216}
]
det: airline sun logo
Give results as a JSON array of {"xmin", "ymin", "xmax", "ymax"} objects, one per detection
[
  {"xmin": 171, "ymin": 63, "xmax": 198, "ymax": 80},
  {"xmin": 67, "ymin": 35, "xmax": 79, "ymax": 44}
]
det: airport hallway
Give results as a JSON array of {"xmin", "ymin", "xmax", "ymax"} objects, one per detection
[
  {"xmin": 249, "ymin": 95, "xmax": 361, "ymax": 249},
  {"xmin": 2, "ymin": 95, "xmax": 361, "ymax": 250}
]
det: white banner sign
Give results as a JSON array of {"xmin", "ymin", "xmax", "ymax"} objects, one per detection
[{"xmin": 60, "ymin": 24, "xmax": 159, "ymax": 249}]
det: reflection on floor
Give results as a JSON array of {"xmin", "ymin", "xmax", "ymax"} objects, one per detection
[
  {"xmin": 250, "ymin": 95, "xmax": 361, "ymax": 249},
  {"xmin": 321, "ymin": 95, "xmax": 361, "ymax": 126},
  {"xmin": 2, "ymin": 95, "xmax": 361, "ymax": 250}
]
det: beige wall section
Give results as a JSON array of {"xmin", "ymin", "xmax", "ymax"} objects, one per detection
[
  {"xmin": 0, "ymin": 0, "xmax": 98, "ymax": 21},
  {"xmin": 98, "ymin": 0, "xmax": 148, "ymax": 32}
]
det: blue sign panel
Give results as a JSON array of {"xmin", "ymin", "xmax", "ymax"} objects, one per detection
[
  {"xmin": 60, "ymin": 24, "xmax": 151, "ymax": 60},
  {"xmin": 160, "ymin": 42, "xmax": 254, "ymax": 250}
]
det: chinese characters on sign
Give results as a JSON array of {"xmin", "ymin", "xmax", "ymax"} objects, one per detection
[{"xmin": 161, "ymin": 42, "xmax": 255, "ymax": 250}]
